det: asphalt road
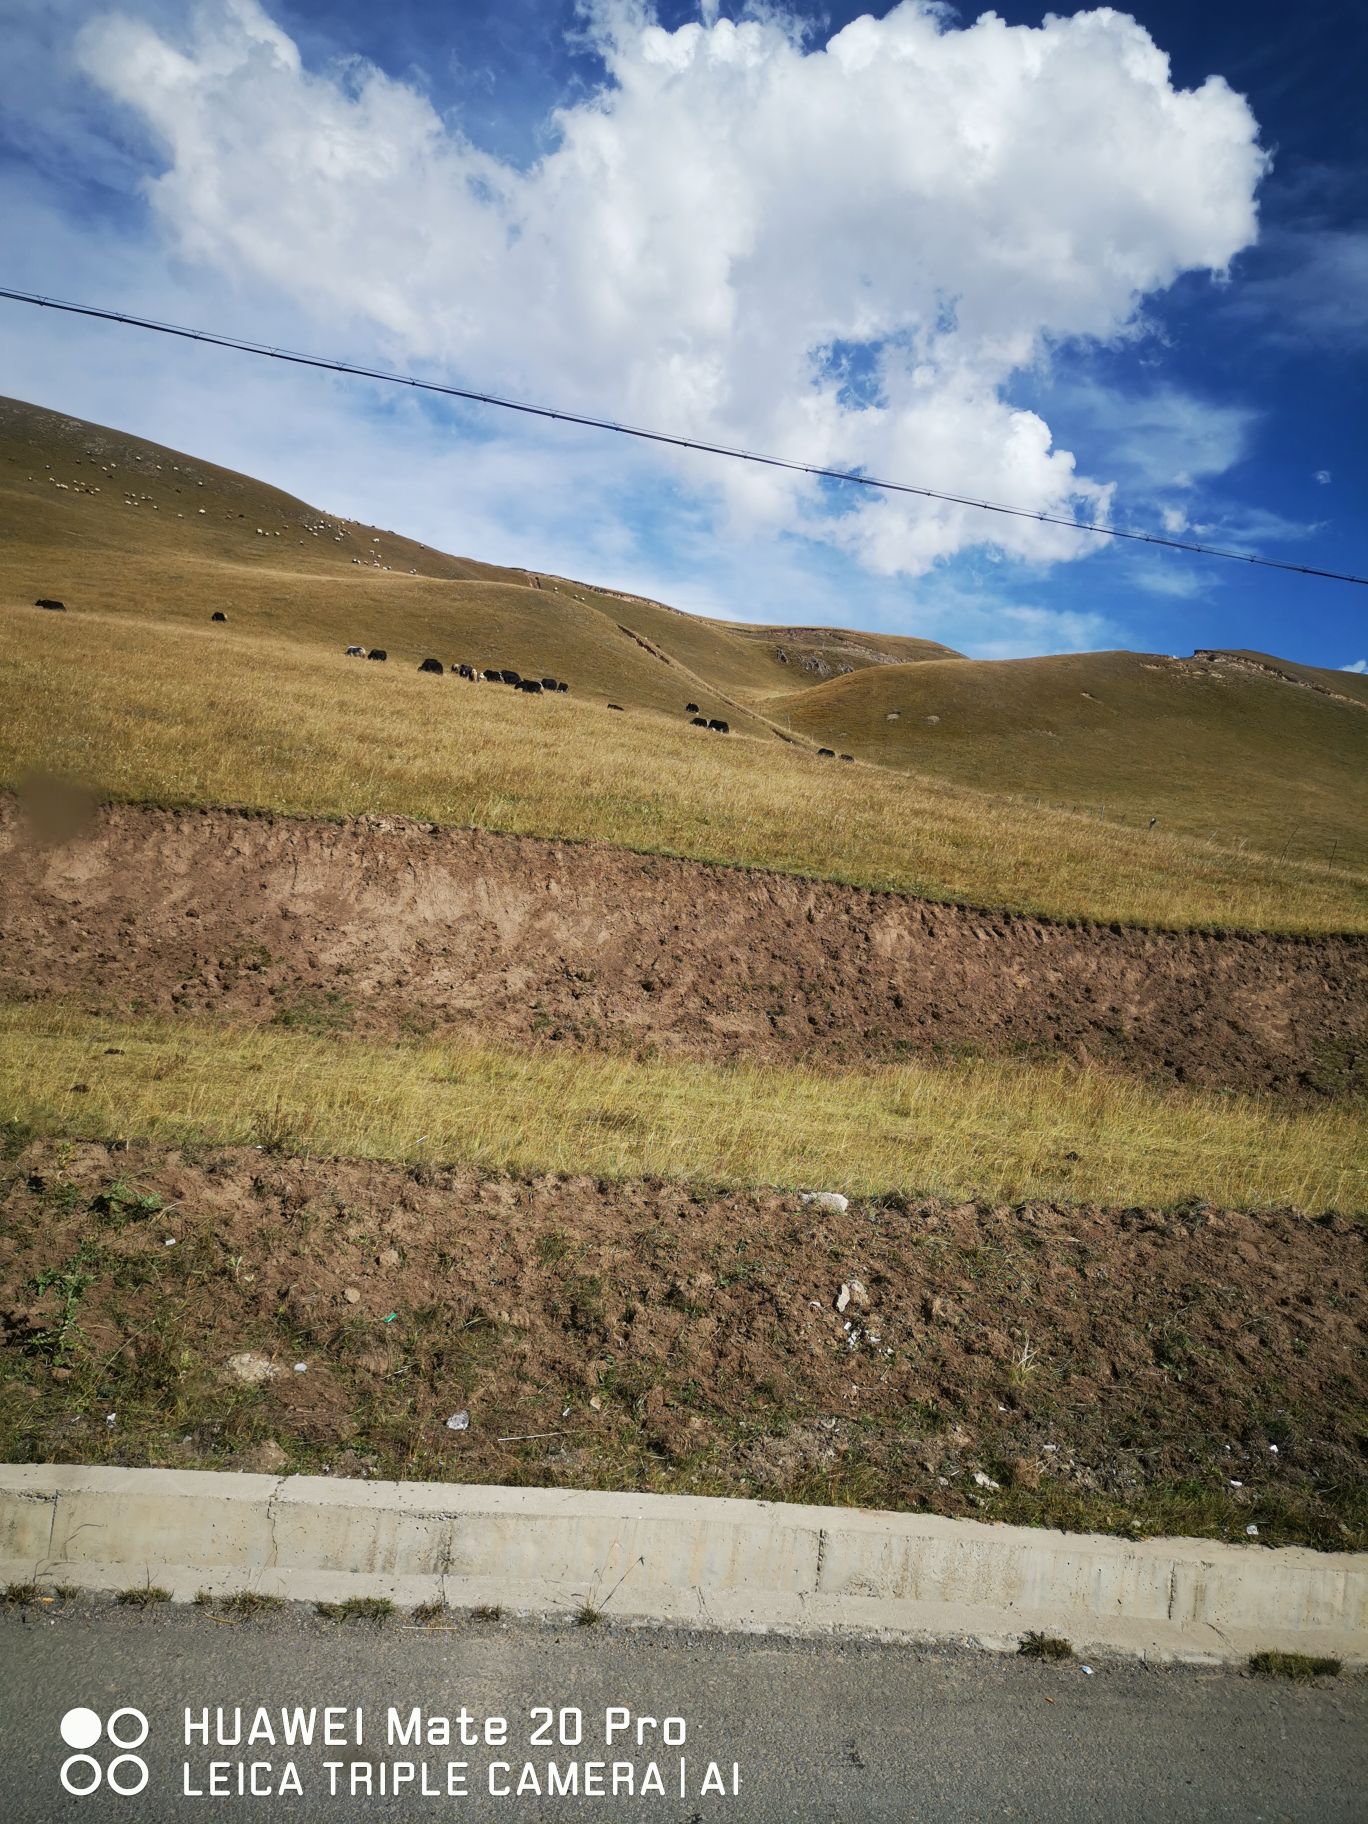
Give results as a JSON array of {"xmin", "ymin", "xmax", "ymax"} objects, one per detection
[{"xmin": 0, "ymin": 1601, "xmax": 1363, "ymax": 1822}]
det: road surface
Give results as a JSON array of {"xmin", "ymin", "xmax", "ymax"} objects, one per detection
[{"xmin": 0, "ymin": 1601, "xmax": 1362, "ymax": 1821}]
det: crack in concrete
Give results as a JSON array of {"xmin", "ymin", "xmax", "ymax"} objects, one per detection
[{"xmin": 263, "ymin": 1476, "xmax": 285, "ymax": 1569}]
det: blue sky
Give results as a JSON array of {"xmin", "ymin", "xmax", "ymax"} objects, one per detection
[{"xmin": 1, "ymin": 0, "xmax": 1363, "ymax": 666}]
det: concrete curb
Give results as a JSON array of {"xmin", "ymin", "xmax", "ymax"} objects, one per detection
[{"xmin": 2, "ymin": 1465, "xmax": 1364, "ymax": 1664}]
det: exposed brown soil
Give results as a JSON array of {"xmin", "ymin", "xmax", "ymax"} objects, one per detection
[
  {"xmin": 2, "ymin": 1140, "xmax": 1363, "ymax": 1547},
  {"xmin": 2, "ymin": 800, "xmax": 1364, "ymax": 1095}
]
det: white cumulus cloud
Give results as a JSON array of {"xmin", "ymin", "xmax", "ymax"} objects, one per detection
[
  {"xmin": 1344, "ymin": 658, "xmax": 1367, "ymax": 673},
  {"xmin": 72, "ymin": 0, "xmax": 1267, "ymax": 577}
]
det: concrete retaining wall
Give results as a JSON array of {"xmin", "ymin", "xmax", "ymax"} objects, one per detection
[{"xmin": 2, "ymin": 1465, "xmax": 1364, "ymax": 1664}]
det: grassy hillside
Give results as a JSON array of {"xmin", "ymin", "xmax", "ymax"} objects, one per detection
[
  {"xmin": 2, "ymin": 607, "xmax": 1364, "ymax": 932},
  {"xmin": 3, "ymin": 393, "xmax": 1364, "ymax": 923},
  {"xmin": 0, "ymin": 395, "xmax": 956, "ymax": 729},
  {"xmin": 775, "ymin": 650, "xmax": 1368, "ymax": 866}
]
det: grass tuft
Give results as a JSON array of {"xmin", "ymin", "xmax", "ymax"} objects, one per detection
[
  {"xmin": 1247, "ymin": 1650, "xmax": 1342, "ymax": 1681},
  {"xmin": 212, "ymin": 1590, "xmax": 287, "ymax": 1617},
  {"xmin": 1019, "ymin": 1631, "xmax": 1075, "ymax": 1660},
  {"xmin": 316, "ymin": 1596, "xmax": 395, "ymax": 1623},
  {"xmin": 116, "ymin": 1585, "xmax": 172, "ymax": 1607}
]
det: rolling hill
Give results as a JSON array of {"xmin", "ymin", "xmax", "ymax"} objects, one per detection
[
  {"xmin": 2, "ymin": 391, "xmax": 1365, "ymax": 919},
  {"xmin": 0, "ymin": 396, "xmax": 958, "ymax": 739},
  {"xmin": 773, "ymin": 648, "xmax": 1368, "ymax": 865}
]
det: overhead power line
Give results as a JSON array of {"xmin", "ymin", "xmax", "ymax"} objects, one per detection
[{"xmin": 2, "ymin": 283, "xmax": 1364, "ymax": 588}]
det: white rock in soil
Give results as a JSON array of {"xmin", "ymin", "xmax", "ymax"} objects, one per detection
[
  {"xmin": 224, "ymin": 1352, "xmax": 278, "ymax": 1386},
  {"xmin": 802, "ymin": 1191, "xmax": 849, "ymax": 1214}
]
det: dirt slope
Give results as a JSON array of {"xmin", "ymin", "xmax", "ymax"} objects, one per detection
[
  {"xmin": 3, "ymin": 1140, "xmax": 1363, "ymax": 1547},
  {"xmin": 3, "ymin": 801, "xmax": 1363, "ymax": 1096}
]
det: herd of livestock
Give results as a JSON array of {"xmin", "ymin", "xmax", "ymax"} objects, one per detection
[
  {"xmin": 340, "ymin": 642, "xmax": 734, "ymax": 730},
  {"xmin": 38, "ymin": 599, "xmax": 859, "ymax": 755},
  {"xmin": 205, "ymin": 611, "xmax": 858, "ymax": 754}
]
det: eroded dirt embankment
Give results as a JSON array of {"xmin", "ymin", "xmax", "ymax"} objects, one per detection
[
  {"xmin": 2, "ymin": 1141, "xmax": 1363, "ymax": 1546},
  {"xmin": 1, "ymin": 801, "xmax": 1364, "ymax": 1095}
]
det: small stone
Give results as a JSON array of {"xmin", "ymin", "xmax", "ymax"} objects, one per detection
[
  {"xmin": 589, "ymin": 1396, "xmax": 603, "ymax": 1412},
  {"xmin": 972, "ymin": 1471, "xmax": 1001, "ymax": 1490},
  {"xmin": 224, "ymin": 1352, "xmax": 278, "ymax": 1386},
  {"xmin": 846, "ymin": 1279, "xmax": 870, "ymax": 1311},
  {"xmin": 379, "ymin": 1249, "xmax": 400, "ymax": 1266},
  {"xmin": 344, "ymin": 1288, "xmax": 361, "ymax": 1305},
  {"xmin": 802, "ymin": 1191, "xmax": 849, "ymax": 1214},
  {"xmin": 836, "ymin": 1285, "xmax": 852, "ymax": 1314},
  {"xmin": 293, "ymin": 1362, "xmax": 308, "ymax": 1374},
  {"xmin": 1245, "ymin": 1524, "xmax": 1259, "ymax": 1536},
  {"xmin": 446, "ymin": 1410, "xmax": 470, "ymax": 1432}
]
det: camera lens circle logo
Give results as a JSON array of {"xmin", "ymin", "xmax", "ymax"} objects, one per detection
[{"xmin": 60, "ymin": 1708, "xmax": 149, "ymax": 1797}]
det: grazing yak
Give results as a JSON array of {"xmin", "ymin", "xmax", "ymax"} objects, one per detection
[
  {"xmin": 689, "ymin": 715, "xmax": 708, "ymax": 727},
  {"xmin": 345, "ymin": 644, "xmax": 365, "ymax": 656},
  {"xmin": 367, "ymin": 649, "xmax": 387, "ymax": 661},
  {"xmin": 34, "ymin": 598, "xmax": 66, "ymax": 611},
  {"xmin": 541, "ymin": 676, "xmax": 558, "ymax": 691},
  {"xmin": 839, "ymin": 753, "xmax": 854, "ymax": 762},
  {"xmin": 482, "ymin": 668, "xmax": 501, "ymax": 682},
  {"xmin": 707, "ymin": 718, "xmax": 729, "ymax": 733},
  {"xmin": 211, "ymin": 611, "xmax": 228, "ymax": 623},
  {"xmin": 817, "ymin": 747, "xmax": 835, "ymax": 757},
  {"xmin": 499, "ymin": 668, "xmax": 521, "ymax": 686},
  {"xmin": 607, "ymin": 703, "xmax": 624, "ymax": 712},
  {"xmin": 685, "ymin": 702, "xmax": 700, "ymax": 714},
  {"xmin": 419, "ymin": 657, "xmax": 444, "ymax": 674},
  {"xmin": 556, "ymin": 681, "xmax": 568, "ymax": 692},
  {"xmin": 457, "ymin": 663, "xmax": 475, "ymax": 680},
  {"xmin": 519, "ymin": 679, "xmax": 543, "ymax": 694}
]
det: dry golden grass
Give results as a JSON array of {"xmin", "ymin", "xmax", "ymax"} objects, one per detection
[
  {"xmin": 776, "ymin": 650, "xmax": 1368, "ymax": 866},
  {"xmin": 4, "ymin": 1004, "xmax": 1362, "ymax": 1210},
  {"xmin": 0, "ymin": 394, "xmax": 946, "ymax": 722},
  {"xmin": 3, "ymin": 608, "xmax": 1364, "ymax": 933}
]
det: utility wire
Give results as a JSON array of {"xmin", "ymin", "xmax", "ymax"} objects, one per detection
[{"xmin": 3, "ymin": 283, "xmax": 1363, "ymax": 588}]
